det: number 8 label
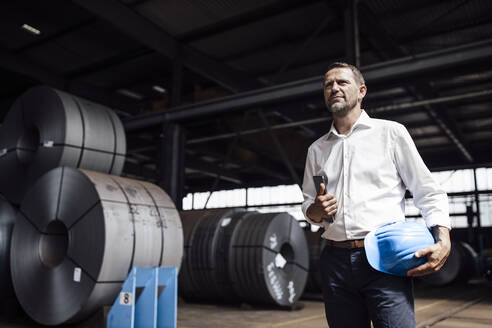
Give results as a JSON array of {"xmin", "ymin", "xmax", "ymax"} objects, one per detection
[{"xmin": 119, "ymin": 292, "xmax": 133, "ymax": 306}]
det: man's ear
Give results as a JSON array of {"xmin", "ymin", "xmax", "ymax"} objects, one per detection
[{"xmin": 358, "ymin": 85, "xmax": 367, "ymax": 102}]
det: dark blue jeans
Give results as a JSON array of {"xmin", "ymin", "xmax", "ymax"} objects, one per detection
[{"xmin": 320, "ymin": 246, "xmax": 415, "ymax": 328}]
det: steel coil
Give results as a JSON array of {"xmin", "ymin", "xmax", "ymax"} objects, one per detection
[
  {"xmin": 455, "ymin": 242, "xmax": 479, "ymax": 282},
  {"xmin": 10, "ymin": 167, "xmax": 183, "ymax": 326},
  {"xmin": 419, "ymin": 241, "xmax": 478, "ymax": 286},
  {"xmin": 179, "ymin": 209, "xmax": 246, "ymax": 301},
  {"xmin": 179, "ymin": 209, "xmax": 209, "ymax": 298},
  {"xmin": 0, "ymin": 195, "xmax": 17, "ymax": 301},
  {"xmin": 0, "ymin": 86, "xmax": 126, "ymax": 204},
  {"xmin": 230, "ymin": 212, "xmax": 309, "ymax": 306}
]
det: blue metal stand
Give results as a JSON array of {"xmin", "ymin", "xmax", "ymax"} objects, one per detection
[{"xmin": 107, "ymin": 267, "xmax": 177, "ymax": 328}]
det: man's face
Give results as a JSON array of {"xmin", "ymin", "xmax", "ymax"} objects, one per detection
[{"xmin": 323, "ymin": 68, "xmax": 365, "ymax": 115}]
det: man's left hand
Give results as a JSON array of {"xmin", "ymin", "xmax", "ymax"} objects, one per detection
[{"xmin": 407, "ymin": 226, "xmax": 451, "ymax": 277}]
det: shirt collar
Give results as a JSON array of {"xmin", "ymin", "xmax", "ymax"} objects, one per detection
[{"xmin": 327, "ymin": 110, "xmax": 373, "ymax": 138}]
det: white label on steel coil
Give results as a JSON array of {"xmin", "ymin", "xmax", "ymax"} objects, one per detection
[
  {"xmin": 43, "ymin": 140, "xmax": 54, "ymax": 147},
  {"xmin": 267, "ymin": 262, "xmax": 283, "ymax": 301},
  {"xmin": 269, "ymin": 233, "xmax": 278, "ymax": 249},
  {"xmin": 288, "ymin": 281, "xmax": 295, "ymax": 304},
  {"xmin": 73, "ymin": 267, "xmax": 81, "ymax": 282},
  {"xmin": 119, "ymin": 292, "xmax": 133, "ymax": 306},
  {"xmin": 221, "ymin": 217, "xmax": 231, "ymax": 227},
  {"xmin": 275, "ymin": 253, "xmax": 287, "ymax": 269}
]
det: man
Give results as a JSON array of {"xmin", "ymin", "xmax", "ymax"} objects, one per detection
[{"xmin": 301, "ymin": 62, "xmax": 451, "ymax": 327}]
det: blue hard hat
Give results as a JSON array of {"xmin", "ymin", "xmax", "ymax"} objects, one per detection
[{"xmin": 364, "ymin": 221, "xmax": 435, "ymax": 277}]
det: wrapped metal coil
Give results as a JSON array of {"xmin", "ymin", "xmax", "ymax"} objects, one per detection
[
  {"xmin": 179, "ymin": 210, "xmax": 309, "ymax": 306},
  {"xmin": 179, "ymin": 209, "xmax": 210, "ymax": 298},
  {"xmin": 303, "ymin": 228, "xmax": 326, "ymax": 293},
  {"xmin": 229, "ymin": 212, "xmax": 309, "ymax": 306},
  {"xmin": 419, "ymin": 241, "xmax": 478, "ymax": 286},
  {"xmin": 10, "ymin": 167, "xmax": 183, "ymax": 326},
  {"xmin": 179, "ymin": 208, "xmax": 246, "ymax": 301},
  {"xmin": 0, "ymin": 195, "xmax": 17, "ymax": 300},
  {"xmin": 0, "ymin": 86, "xmax": 126, "ymax": 204}
]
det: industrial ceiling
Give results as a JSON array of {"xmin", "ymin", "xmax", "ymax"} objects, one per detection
[{"xmin": 1, "ymin": 0, "xmax": 492, "ymax": 196}]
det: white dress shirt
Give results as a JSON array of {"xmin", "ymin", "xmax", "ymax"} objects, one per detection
[{"xmin": 301, "ymin": 110, "xmax": 450, "ymax": 241}]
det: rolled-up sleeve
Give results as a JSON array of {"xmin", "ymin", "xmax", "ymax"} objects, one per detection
[
  {"xmin": 301, "ymin": 146, "xmax": 324, "ymax": 227},
  {"xmin": 392, "ymin": 124, "xmax": 451, "ymax": 229}
]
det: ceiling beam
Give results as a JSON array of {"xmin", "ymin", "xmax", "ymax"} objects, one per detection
[
  {"xmin": 72, "ymin": 0, "xmax": 322, "ymax": 146},
  {"xmin": 0, "ymin": 47, "xmax": 138, "ymax": 114},
  {"xmin": 186, "ymin": 147, "xmax": 290, "ymax": 181},
  {"xmin": 184, "ymin": 89, "xmax": 492, "ymax": 144},
  {"xmin": 72, "ymin": 0, "xmax": 258, "ymax": 93},
  {"xmin": 358, "ymin": 1, "xmax": 473, "ymax": 162},
  {"xmin": 127, "ymin": 149, "xmax": 244, "ymax": 185},
  {"xmin": 123, "ymin": 39, "xmax": 492, "ymax": 130},
  {"xmin": 0, "ymin": 47, "xmax": 65, "ymax": 89},
  {"xmin": 414, "ymin": 86, "xmax": 473, "ymax": 162},
  {"xmin": 178, "ymin": 0, "xmax": 321, "ymax": 42},
  {"xmin": 186, "ymin": 156, "xmax": 243, "ymax": 185},
  {"xmin": 356, "ymin": 2, "xmax": 406, "ymax": 60}
]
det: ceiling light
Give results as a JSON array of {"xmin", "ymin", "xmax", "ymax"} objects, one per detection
[
  {"xmin": 117, "ymin": 89, "xmax": 143, "ymax": 100},
  {"xmin": 21, "ymin": 24, "xmax": 41, "ymax": 35},
  {"xmin": 152, "ymin": 85, "xmax": 167, "ymax": 93}
]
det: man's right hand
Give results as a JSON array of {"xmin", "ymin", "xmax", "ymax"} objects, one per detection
[{"xmin": 306, "ymin": 183, "xmax": 338, "ymax": 223}]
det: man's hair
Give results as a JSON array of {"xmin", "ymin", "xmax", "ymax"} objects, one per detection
[{"xmin": 325, "ymin": 62, "xmax": 365, "ymax": 86}]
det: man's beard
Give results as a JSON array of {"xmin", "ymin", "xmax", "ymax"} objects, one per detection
[{"xmin": 326, "ymin": 96, "xmax": 357, "ymax": 115}]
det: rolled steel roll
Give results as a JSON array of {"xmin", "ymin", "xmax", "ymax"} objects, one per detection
[
  {"xmin": 179, "ymin": 209, "xmax": 210, "ymax": 297},
  {"xmin": 455, "ymin": 242, "xmax": 479, "ymax": 282},
  {"xmin": 419, "ymin": 241, "xmax": 478, "ymax": 286},
  {"xmin": 230, "ymin": 212, "xmax": 309, "ymax": 306},
  {"xmin": 0, "ymin": 195, "xmax": 17, "ymax": 300},
  {"xmin": 0, "ymin": 86, "xmax": 126, "ymax": 204},
  {"xmin": 179, "ymin": 208, "xmax": 247, "ymax": 301},
  {"xmin": 10, "ymin": 167, "xmax": 183, "ymax": 326},
  {"xmin": 303, "ymin": 228, "xmax": 326, "ymax": 293}
]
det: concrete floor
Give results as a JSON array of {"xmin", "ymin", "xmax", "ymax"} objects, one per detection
[
  {"xmin": 178, "ymin": 280, "xmax": 492, "ymax": 328},
  {"xmin": 1, "ymin": 280, "xmax": 491, "ymax": 327}
]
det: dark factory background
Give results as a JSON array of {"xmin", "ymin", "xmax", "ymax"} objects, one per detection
[
  {"xmin": 1, "ymin": 0, "xmax": 492, "ymax": 327},
  {"xmin": 1, "ymin": 0, "xmax": 491, "ymax": 194}
]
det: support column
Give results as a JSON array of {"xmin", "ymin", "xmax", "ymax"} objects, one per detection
[
  {"xmin": 473, "ymin": 168, "xmax": 484, "ymax": 271},
  {"xmin": 160, "ymin": 57, "xmax": 185, "ymax": 210},
  {"xmin": 466, "ymin": 204, "xmax": 474, "ymax": 245},
  {"xmin": 159, "ymin": 123, "xmax": 185, "ymax": 210},
  {"xmin": 344, "ymin": 0, "xmax": 360, "ymax": 67}
]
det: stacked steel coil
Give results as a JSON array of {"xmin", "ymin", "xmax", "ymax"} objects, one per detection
[
  {"xmin": 419, "ymin": 240, "xmax": 479, "ymax": 286},
  {"xmin": 180, "ymin": 210, "xmax": 309, "ymax": 306},
  {"xmin": 0, "ymin": 86, "xmax": 183, "ymax": 326},
  {"xmin": 0, "ymin": 86, "xmax": 126, "ymax": 204},
  {"xmin": 180, "ymin": 209, "xmax": 244, "ymax": 301},
  {"xmin": 179, "ymin": 209, "xmax": 208, "ymax": 298},
  {"xmin": 11, "ymin": 167, "xmax": 183, "ymax": 325}
]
